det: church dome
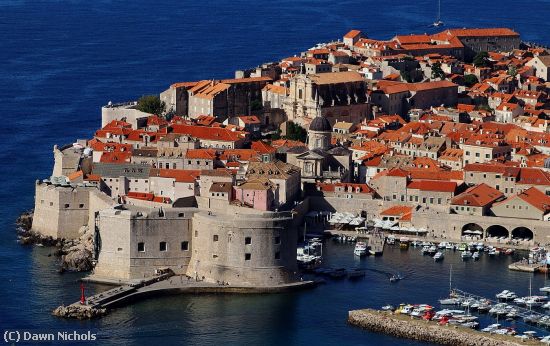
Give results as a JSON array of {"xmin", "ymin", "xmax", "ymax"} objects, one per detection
[{"xmin": 309, "ymin": 116, "xmax": 332, "ymax": 132}]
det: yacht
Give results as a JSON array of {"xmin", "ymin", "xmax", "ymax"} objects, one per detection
[
  {"xmin": 434, "ymin": 251, "xmax": 444, "ymax": 261},
  {"xmin": 354, "ymin": 242, "xmax": 368, "ymax": 256},
  {"xmin": 496, "ymin": 290, "xmax": 517, "ymax": 300},
  {"xmin": 439, "ymin": 297, "xmax": 461, "ymax": 305}
]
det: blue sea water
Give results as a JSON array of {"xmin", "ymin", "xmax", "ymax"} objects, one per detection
[{"xmin": 1, "ymin": 0, "xmax": 550, "ymax": 345}]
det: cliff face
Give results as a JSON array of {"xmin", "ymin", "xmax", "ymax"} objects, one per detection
[{"xmin": 348, "ymin": 309, "xmax": 530, "ymax": 346}]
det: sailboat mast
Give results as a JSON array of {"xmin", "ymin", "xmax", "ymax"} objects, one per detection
[{"xmin": 449, "ymin": 264, "xmax": 452, "ymax": 294}]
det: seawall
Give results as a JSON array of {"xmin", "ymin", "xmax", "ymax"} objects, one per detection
[{"xmin": 348, "ymin": 309, "xmax": 537, "ymax": 346}]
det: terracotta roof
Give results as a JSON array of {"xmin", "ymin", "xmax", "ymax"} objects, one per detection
[
  {"xmin": 171, "ymin": 124, "xmax": 247, "ymax": 142},
  {"xmin": 451, "ymin": 183, "xmax": 503, "ymax": 207},
  {"xmin": 407, "ymin": 180, "xmax": 457, "ymax": 192},
  {"xmin": 150, "ymin": 169, "xmax": 201, "ymax": 183},
  {"xmin": 308, "ymin": 71, "xmax": 364, "ymax": 85},
  {"xmin": 380, "ymin": 205, "xmax": 413, "ymax": 217},
  {"xmin": 344, "ymin": 30, "xmax": 362, "ymax": 39}
]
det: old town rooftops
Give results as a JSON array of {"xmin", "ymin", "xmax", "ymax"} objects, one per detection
[{"xmin": 451, "ymin": 183, "xmax": 504, "ymax": 207}]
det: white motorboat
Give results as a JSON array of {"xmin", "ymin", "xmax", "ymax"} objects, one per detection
[
  {"xmin": 421, "ymin": 245, "xmax": 430, "ymax": 255},
  {"xmin": 439, "ymin": 297, "xmax": 461, "ymax": 305},
  {"xmin": 481, "ymin": 323, "xmax": 501, "ymax": 332},
  {"xmin": 472, "ymin": 251, "xmax": 480, "ymax": 260},
  {"xmin": 438, "ymin": 242, "xmax": 448, "ymax": 249},
  {"xmin": 434, "ymin": 251, "xmax": 444, "ymax": 261},
  {"xmin": 540, "ymin": 286, "xmax": 550, "ymax": 294},
  {"xmin": 461, "ymin": 251, "xmax": 472, "ymax": 260},
  {"xmin": 354, "ymin": 242, "xmax": 367, "ymax": 256},
  {"xmin": 428, "ymin": 245, "xmax": 437, "ymax": 255},
  {"xmin": 496, "ymin": 290, "xmax": 517, "ymax": 300}
]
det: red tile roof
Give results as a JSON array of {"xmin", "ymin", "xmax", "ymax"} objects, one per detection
[
  {"xmin": 451, "ymin": 183, "xmax": 503, "ymax": 207},
  {"xmin": 407, "ymin": 180, "xmax": 457, "ymax": 192}
]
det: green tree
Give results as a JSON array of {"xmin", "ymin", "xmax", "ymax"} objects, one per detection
[
  {"xmin": 464, "ymin": 74, "xmax": 479, "ymax": 88},
  {"xmin": 284, "ymin": 121, "xmax": 307, "ymax": 143},
  {"xmin": 136, "ymin": 95, "xmax": 165, "ymax": 115},
  {"xmin": 473, "ymin": 52, "xmax": 490, "ymax": 67},
  {"xmin": 507, "ymin": 65, "xmax": 518, "ymax": 77},
  {"xmin": 431, "ymin": 62, "xmax": 445, "ymax": 80}
]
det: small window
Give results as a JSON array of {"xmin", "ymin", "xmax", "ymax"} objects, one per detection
[
  {"xmin": 40, "ymin": 200, "xmax": 44, "ymax": 204},
  {"xmin": 195, "ymin": 231, "xmax": 198, "ymax": 237},
  {"xmin": 138, "ymin": 242, "xmax": 145, "ymax": 252},
  {"xmin": 64, "ymin": 204, "xmax": 70, "ymax": 208},
  {"xmin": 117, "ymin": 247, "xmax": 123, "ymax": 251},
  {"xmin": 274, "ymin": 236, "xmax": 281, "ymax": 245},
  {"xmin": 245, "ymin": 253, "xmax": 251, "ymax": 260},
  {"xmin": 181, "ymin": 241, "xmax": 189, "ymax": 251},
  {"xmin": 49, "ymin": 202, "xmax": 53, "ymax": 206},
  {"xmin": 213, "ymin": 235, "xmax": 218, "ymax": 242},
  {"xmin": 245, "ymin": 237, "xmax": 251, "ymax": 245},
  {"xmin": 178, "ymin": 212, "xmax": 185, "ymax": 217},
  {"xmin": 213, "ymin": 254, "xmax": 218, "ymax": 258},
  {"xmin": 160, "ymin": 242, "xmax": 167, "ymax": 251},
  {"xmin": 275, "ymin": 251, "xmax": 280, "ymax": 260},
  {"xmin": 79, "ymin": 204, "xmax": 84, "ymax": 208}
]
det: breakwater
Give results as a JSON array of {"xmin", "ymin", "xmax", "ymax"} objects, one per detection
[{"xmin": 348, "ymin": 309, "xmax": 537, "ymax": 346}]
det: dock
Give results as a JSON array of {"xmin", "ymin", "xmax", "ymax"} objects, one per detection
[
  {"xmin": 509, "ymin": 260, "xmax": 548, "ymax": 273},
  {"xmin": 54, "ymin": 274, "xmax": 316, "ymax": 319},
  {"xmin": 348, "ymin": 309, "xmax": 537, "ymax": 346}
]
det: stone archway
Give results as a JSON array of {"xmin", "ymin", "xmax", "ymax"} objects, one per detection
[
  {"xmin": 486, "ymin": 225, "xmax": 509, "ymax": 239},
  {"xmin": 462, "ymin": 223, "xmax": 484, "ymax": 238},
  {"xmin": 512, "ymin": 227, "xmax": 534, "ymax": 240}
]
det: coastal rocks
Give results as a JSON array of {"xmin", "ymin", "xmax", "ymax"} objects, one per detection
[
  {"xmin": 52, "ymin": 305, "xmax": 106, "ymax": 320},
  {"xmin": 16, "ymin": 210, "xmax": 95, "ymax": 272},
  {"xmin": 348, "ymin": 309, "xmax": 523, "ymax": 346},
  {"xmin": 60, "ymin": 226, "xmax": 94, "ymax": 272},
  {"xmin": 16, "ymin": 210, "xmax": 33, "ymax": 231}
]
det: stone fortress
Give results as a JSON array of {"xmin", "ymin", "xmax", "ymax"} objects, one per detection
[{"xmin": 30, "ymin": 26, "xmax": 550, "ymax": 288}]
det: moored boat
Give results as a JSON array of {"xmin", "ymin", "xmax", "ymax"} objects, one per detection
[
  {"xmin": 354, "ymin": 242, "xmax": 367, "ymax": 256},
  {"xmin": 434, "ymin": 251, "xmax": 444, "ymax": 261}
]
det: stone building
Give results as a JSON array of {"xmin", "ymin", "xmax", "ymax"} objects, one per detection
[
  {"xmin": 93, "ymin": 206, "xmax": 196, "ymax": 280},
  {"xmin": 283, "ymin": 71, "xmax": 370, "ymax": 127},
  {"xmin": 526, "ymin": 55, "xmax": 550, "ymax": 82},
  {"xmin": 189, "ymin": 207, "xmax": 297, "ymax": 286},
  {"xmin": 32, "ymin": 180, "xmax": 95, "ymax": 239}
]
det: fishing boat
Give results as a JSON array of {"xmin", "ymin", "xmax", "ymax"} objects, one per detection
[
  {"xmin": 434, "ymin": 251, "xmax": 444, "ymax": 261},
  {"xmin": 354, "ymin": 242, "xmax": 368, "ymax": 256}
]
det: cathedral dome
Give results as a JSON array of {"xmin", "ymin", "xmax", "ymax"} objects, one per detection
[{"xmin": 309, "ymin": 116, "xmax": 332, "ymax": 132}]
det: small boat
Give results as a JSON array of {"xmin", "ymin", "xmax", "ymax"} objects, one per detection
[
  {"xmin": 481, "ymin": 323, "xmax": 501, "ymax": 332},
  {"xmin": 472, "ymin": 251, "xmax": 480, "ymax": 260},
  {"xmin": 427, "ymin": 245, "xmax": 437, "ymax": 255},
  {"xmin": 496, "ymin": 290, "xmax": 517, "ymax": 300},
  {"xmin": 354, "ymin": 242, "xmax": 368, "ymax": 256},
  {"xmin": 389, "ymin": 274, "xmax": 403, "ymax": 283},
  {"xmin": 458, "ymin": 243, "xmax": 467, "ymax": 251},
  {"xmin": 505, "ymin": 248, "xmax": 514, "ymax": 255},
  {"xmin": 540, "ymin": 286, "xmax": 550, "ymax": 294},
  {"xmin": 438, "ymin": 242, "xmax": 448, "ymax": 249},
  {"xmin": 434, "ymin": 251, "xmax": 444, "ymax": 261},
  {"xmin": 439, "ymin": 297, "xmax": 461, "ymax": 305},
  {"xmin": 445, "ymin": 243, "xmax": 455, "ymax": 250},
  {"xmin": 381, "ymin": 304, "xmax": 395, "ymax": 311},
  {"xmin": 461, "ymin": 251, "xmax": 472, "ymax": 260},
  {"xmin": 421, "ymin": 246, "xmax": 431, "ymax": 255},
  {"xmin": 386, "ymin": 236, "xmax": 395, "ymax": 245}
]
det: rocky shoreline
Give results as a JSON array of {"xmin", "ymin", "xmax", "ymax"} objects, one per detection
[
  {"xmin": 16, "ymin": 210, "xmax": 95, "ymax": 272},
  {"xmin": 348, "ymin": 309, "xmax": 536, "ymax": 346},
  {"xmin": 52, "ymin": 305, "xmax": 107, "ymax": 320}
]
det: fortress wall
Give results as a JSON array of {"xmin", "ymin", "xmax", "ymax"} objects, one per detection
[
  {"xmin": 188, "ymin": 211, "xmax": 297, "ymax": 286},
  {"xmin": 31, "ymin": 182, "xmax": 91, "ymax": 239},
  {"xmin": 94, "ymin": 208, "xmax": 196, "ymax": 280}
]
